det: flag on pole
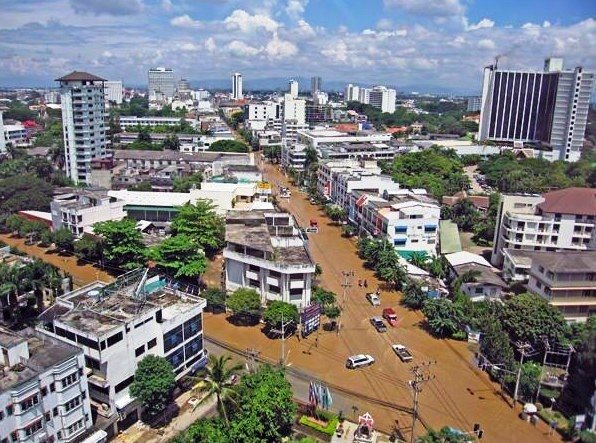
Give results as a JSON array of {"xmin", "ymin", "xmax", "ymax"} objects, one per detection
[
  {"xmin": 325, "ymin": 386, "xmax": 333, "ymax": 409},
  {"xmin": 308, "ymin": 381, "xmax": 315, "ymax": 405}
]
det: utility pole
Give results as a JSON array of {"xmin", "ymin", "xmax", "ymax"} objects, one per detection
[
  {"xmin": 338, "ymin": 270, "xmax": 353, "ymax": 335},
  {"xmin": 245, "ymin": 348, "xmax": 260, "ymax": 373},
  {"xmin": 513, "ymin": 342, "xmax": 538, "ymax": 406},
  {"xmin": 409, "ymin": 362, "xmax": 434, "ymax": 443},
  {"xmin": 272, "ymin": 313, "xmax": 293, "ymax": 366}
]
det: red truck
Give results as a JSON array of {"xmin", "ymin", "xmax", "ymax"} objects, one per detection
[{"xmin": 382, "ymin": 308, "xmax": 398, "ymax": 326}]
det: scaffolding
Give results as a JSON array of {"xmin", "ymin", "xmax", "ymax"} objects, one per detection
[{"xmin": 536, "ymin": 341, "xmax": 575, "ymax": 402}]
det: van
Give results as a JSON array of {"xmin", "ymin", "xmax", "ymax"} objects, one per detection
[{"xmin": 345, "ymin": 354, "xmax": 375, "ymax": 369}]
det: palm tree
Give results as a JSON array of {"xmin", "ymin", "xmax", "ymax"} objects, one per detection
[
  {"xmin": 402, "ymin": 279, "xmax": 427, "ymax": 309},
  {"xmin": 408, "ymin": 252, "xmax": 427, "ymax": 270},
  {"xmin": 188, "ymin": 354, "xmax": 243, "ymax": 426},
  {"xmin": 427, "ymin": 256, "xmax": 446, "ymax": 279},
  {"xmin": 452, "ymin": 269, "xmax": 481, "ymax": 295}
]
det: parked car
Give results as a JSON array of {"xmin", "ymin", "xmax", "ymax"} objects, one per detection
[
  {"xmin": 346, "ymin": 354, "xmax": 375, "ymax": 369},
  {"xmin": 370, "ymin": 317, "xmax": 387, "ymax": 333},
  {"xmin": 392, "ymin": 344, "xmax": 413, "ymax": 362},
  {"xmin": 382, "ymin": 308, "xmax": 398, "ymax": 326},
  {"xmin": 366, "ymin": 292, "xmax": 381, "ymax": 306}
]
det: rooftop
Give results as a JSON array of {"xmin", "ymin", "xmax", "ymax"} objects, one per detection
[
  {"xmin": 502, "ymin": 249, "xmax": 544, "ymax": 268},
  {"xmin": 113, "ymin": 149, "xmax": 248, "ymax": 163},
  {"xmin": 453, "ymin": 263, "xmax": 508, "ymax": 288},
  {"xmin": 445, "ymin": 251, "xmax": 492, "ymax": 268},
  {"xmin": 531, "ymin": 250, "xmax": 596, "ymax": 273},
  {"xmin": 0, "ymin": 328, "xmax": 81, "ymax": 392},
  {"xmin": 56, "ymin": 71, "xmax": 106, "ymax": 82},
  {"xmin": 538, "ymin": 188, "xmax": 596, "ymax": 216},
  {"xmin": 39, "ymin": 270, "xmax": 204, "ymax": 337},
  {"xmin": 439, "ymin": 220, "xmax": 462, "ymax": 254}
]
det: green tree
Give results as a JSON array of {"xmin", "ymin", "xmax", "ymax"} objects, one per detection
[
  {"xmin": 138, "ymin": 127, "xmax": 152, "ymax": 143},
  {"xmin": 147, "ymin": 234, "xmax": 207, "ymax": 280},
  {"xmin": 130, "ymin": 355, "xmax": 176, "ymax": 418},
  {"xmin": 401, "ymin": 279, "xmax": 427, "ymax": 309},
  {"xmin": 73, "ymin": 234, "xmax": 103, "ymax": 262},
  {"xmin": 5, "ymin": 214, "xmax": 24, "ymax": 233},
  {"xmin": 163, "ymin": 134, "xmax": 180, "ymax": 151},
  {"xmin": 53, "ymin": 228, "xmax": 74, "ymax": 252},
  {"xmin": 189, "ymin": 354, "xmax": 243, "ymax": 426},
  {"xmin": 518, "ymin": 362, "xmax": 542, "ymax": 402},
  {"xmin": 177, "ymin": 418, "xmax": 230, "ymax": 443},
  {"xmin": 0, "ymin": 175, "xmax": 54, "ymax": 213},
  {"xmin": 226, "ymin": 288, "xmax": 261, "ymax": 319},
  {"xmin": 500, "ymin": 293, "xmax": 570, "ymax": 346},
  {"xmin": 377, "ymin": 258, "xmax": 407, "ymax": 290},
  {"xmin": 422, "ymin": 298, "xmax": 463, "ymax": 338},
  {"xmin": 408, "ymin": 251, "xmax": 428, "ymax": 269},
  {"xmin": 207, "ymin": 140, "xmax": 249, "ymax": 153},
  {"xmin": 93, "ymin": 218, "xmax": 146, "ymax": 270},
  {"xmin": 201, "ymin": 288, "xmax": 227, "ymax": 312},
  {"xmin": 325, "ymin": 204, "xmax": 346, "ymax": 224},
  {"xmin": 229, "ymin": 365, "xmax": 296, "ymax": 443},
  {"xmin": 479, "ymin": 318, "xmax": 515, "ymax": 374},
  {"xmin": 323, "ymin": 305, "xmax": 341, "ymax": 321},
  {"xmin": 427, "ymin": 256, "xmax": 446, "ymax": 279},
  {"xmin": 448, "ymin": 199, "xmax": 479, "ymax": 232},
  {"xmin": 311, "ymin": 287, "xmax": 336, "ymax": 307},
  {"xmin": 263, "ymin": 301, "xmax": 299, "ymax": 329},
  {"xmin": 264, "ymin": 145, "xmax": 282, "ymax": 163},
  {"xmin": 172, "ymin": 172, "xmax": 203, "ymax": 192},
  {"xmin": 171, "ymin": 200, "xmax": 225, "ymax": 258}
]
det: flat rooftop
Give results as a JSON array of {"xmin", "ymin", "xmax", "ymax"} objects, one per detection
[
  {"xmin": 0, "ymin": 328, "xmax": 81, "ymax": 392},
  {"xmin": 531, "ymin": 250, "xmax": 596, "ymax": 273},
  {"xmin": 113, "ymin": 149, "xmax": 248, "ymax": 163},
  {"xmin": 39, "ymin": 271, "xmax": 204, "ymax": 337}
]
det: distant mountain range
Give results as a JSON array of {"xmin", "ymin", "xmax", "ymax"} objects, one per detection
[{"xmin": 187, "ymin": 76, "xmax": 482, "ymax": 96}]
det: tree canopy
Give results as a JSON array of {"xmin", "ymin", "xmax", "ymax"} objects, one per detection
[
  {"xmin": 226, "ymin": 288, "xmax": 261, "ymax": 318},
  {"xmin": 147, "ymin": 234, "xmax": 207, "ymax": 280},
  {"xmin": 263, "ymin": 301, "xmax": 299, "ymax": 329},
  {"xmin": 130, "ymin": 355, "xmax": 176, "ymax": 417},
  {"xmin": 171, "ymin": 200, "xmax": 225, "ymax": 258},
  {"xmin": 93, "ymin": 218, "xmax": 146, "ymax": 270},
  {"xmin": 207, "ymin": 140, "xmax": 250, "ymax": 153}
]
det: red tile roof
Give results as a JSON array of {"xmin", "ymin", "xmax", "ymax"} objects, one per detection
[
  {"xmin": 538, "ymin": 187, "xmax": 596, "ymax": 216},
  {"xmin": 55, "ymin": 71, "xmax": 106, "ymax": 82}
]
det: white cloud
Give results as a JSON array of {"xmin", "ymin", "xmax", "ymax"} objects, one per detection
[
  {"xmin": 161, "ymin": 0, "xmax": 172, "ymax": 11},
  {"xmin": 477, "ymin": 38, "xmax": 495, "ymax": 50},
  {"xmin": 70, "ymin": 0, "xmax": 144, "ymax": 16},
  {"xmin": 205, "ymin": 37, "xmax": 216, "ymax": 53},
  {"xmin": 377, "ymin": 18, "xmax": 393, "ymax": 30},
  {"xmin": 265, "ymin": 33, "xmax": 298, "ymax": 58},
  {"xmin": 102, "ymin": 50, "xmax": 113, "ymax": 57},
  {"xmin": 384, "ymin": 0, "xmax": 464, "ymax": 16},
  {"xmin": 285, "ymin": 0, "xmax": 308, "ymax": 21},
  {"xmin": 179, "ymin": 42, "xmax": 201, "ymax": 52},
  {"xmin": 226, "ymin": 40, "xmax": 261, "ymax": 57},
  {"xmin": 224, "ymin": 9, "xmax": 279, "ymax": 33},
  {"xmin": 543, "ymin": 20, "xmax": 552, "ymax": 28},
  {"xmin": 294, "ymin": 19, "xmax": 316, "ymax": 37},
  {"xmin": 170, "ymin": 14, "xmax": 202, "ymax": 29},
  {"xmin": 467, "ymin": 18, "xmax": 495, "ymax": 31},
  {"xmin": 321, "ymin": 40, "xmax": 349, "ymax": 63}
]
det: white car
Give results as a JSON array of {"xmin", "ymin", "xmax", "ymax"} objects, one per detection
[
  {"xmin": 346, "ymin": 354, "xmax": 375, "ymax": 369},
  {"xmin": 366, "ymin": 292, "xmax": 381, "ymax": 306}
]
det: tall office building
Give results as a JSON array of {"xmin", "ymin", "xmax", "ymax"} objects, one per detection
[
  {"xmin": 0, "ymin": 108, "xmax": 6, "ymax": 154},
  {"xmin": 478, "ymin": 57, "xmax": 594, "ymax": 162},
  {"xmin": 232, "ymin": 72, "xmax": 243, "ymax": 100},
  {"xmin": 104, "ymin": 80, "xmax": 123, "ymax": 105},
  {"xmin": 57, "ymin": 71, "xmax": 108, "ymax": 185},
  {"xmin": 358, "ymin": 87, "xmax": 371, "ymax": 104},
  {"xmin": 148, "ymin": 67, "xmax": 175, "ymax": 100},
  {"xmin": 369, "ymin": 86, "xmax": 396, "ymax": 113},
  {"xmin": 467, "ymin": 96, "xmax": 482, "ymax": 112},
  {"xmin": 289, "ymin": 79, "xmax": 299, "ymax": 98},
  {"xmin": 344, "ymin": 84, "xmax": 360, "ymax": 102},
  {"xmin": 311, "ymin": 76, "xmax": 322, "ymax": 96}
]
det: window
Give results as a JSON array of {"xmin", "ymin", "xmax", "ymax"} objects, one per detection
[
  {"xmin": 10, "ymin": 432, "xmax": 17, "ymax": 443},
  {"xmin": 166, "ymin": 347, "xmax": 185, "ymax": 369},
  {"xmin": 61, "ymin": 372, "xmax": 78, "ymax": 388},
  {"xmin": 184, "ymin": 336, "xmax": 203, "ymax": 360},
  {"xmin": 163, "ymin": 326, "xmax": 184, "ymax": 353},
  {"xmin": 475, "ymin": 287, "xmax": 484, "ymax": 294},
  {"xmin": 85, "ymin": 356, "xmax": 100, "ymax": 371},
  {"xmin": 20, "ymin": 395, "xmax": 39, "ymax": 412},
  {"xmin": 41, "ymin": 386, "xmax": 48, "ymax": 397},
  {"xmin": 106, "ymin": 331, "xmax": 123, "ymax": 347},
  {"xmin": 24, "ymin": 419, "xmax": 43, "ymax": 437},
  {"xmin": 147, "ymin": 338, "xmax": 157, "ymax": 349},
  {"xmin": 114, "ymin": 375, "xmax": 135, "ymax": 393},
  {"xmin": 53, "ymin": 407, "xmax": 58, "ymax": 417},
  {"xmin": 6, "ymin": 405, "xmax": 13, "ymax": 416},
  {"xmin": 395, "ymin": 226, "xmax": 407, "ymax": 233},
  {"xmin": 135, "ymin": 345, "xmax": 145, "ymax": 357},
  {"xmin": 67, "ymin": 419, "xmax": 84, "ymax": 436},
  {"xmin": 183, "ymin": 315, "xmax": 202, "ymax": 339},
  {"xmin": 64, "ymin": 396, "xmax": 81, "ymax": 412}
]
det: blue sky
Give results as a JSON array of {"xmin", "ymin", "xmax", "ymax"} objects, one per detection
[{"xmin": 0, "ymin": 0, "xmax": 594, "ymax": 91}]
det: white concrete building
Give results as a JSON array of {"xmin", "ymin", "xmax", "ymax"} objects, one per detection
[
  {"xmin": 148, "ymin": 67, "xmax": 175, "ymax": 100},
  {"xmin": 344, "ymin": 84, "xmax": 360, "ymax": 102},
  {"xmin": 0, "ymin": 327, "xmax": 93, "ymax": 443},
  {"xmin": 281, "ymin": 143, "xmax": 309, "ymax": 172},
  {"xmin": 0, "ymin": 109, "xmax": 6, "ymax": 154},
  {"xmin": 445, "ymin": 251, "xmax": 508, "ymax": 301},
  {"xmin": 313, "ymin": 91, "xmax": 328, "ymax": 105},
  {"xmin": 37, "ymin": 270, "xmax": 207, "ymax": 435},
  {"xmin": 297, "ymin": 128, "xmax": 391, "ymax": 149},
  {"xmin": 527, "ymin": 251, "xmax": 596, "ymax": 322},
  {"xmin": 349, "ymin": 189, "xmax": 441, "ymax": 256},
  {"xmin": 224, "ymin": 212, "xmax": 316, "ymax": 308},
  {"xmin": 288, "ymin": 79, "xmax": 299, "ymax": 99},
  {"xmin": 3, "ymin": 124, "xmax": 28, "ymax": 147},
  {"xmin": 119, "ymin": 116, "xmax": 196, "ymax": 130},
  {"xmin": 283, "ymin": 94, "xmax": 306, "ymax": 125},
  {"xmin": 328, "ymin": 169, "xmax": 400, "ymax": 210},
  {"xmin": 358, "ymin": 87, "xmax": 371, "ymax": 104},
  {"xmin": 50, "ymin": 189, "xmax": 126, "ymax": 237},
  {"xmin": 491, "ymin": 188, "xmax": 596, "ymax": 266},
  {"xmin": 231, "ymin": 72, "xmax": 243, "ymax": 100},
  {"xmin": 104, "ymin": 81, "xmax": 123, "ymax": 106},
  {"xmin": 317, "ymin": 159, "xmax": 382, "ymax": 197},
  {"xmin": 57, "ymin": 71, "xmax": 108, "ymax": 185},
  {"xmin": 368, "ymin": 86, "xmax": 396, "ymax": 113}
]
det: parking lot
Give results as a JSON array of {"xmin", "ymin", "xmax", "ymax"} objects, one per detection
[{"xmin": 202, "ymin": 161, "xmax": 561, "ymax": 442}]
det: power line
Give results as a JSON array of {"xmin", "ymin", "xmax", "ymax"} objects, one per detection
[{"xmin": 409, "ymin": 362, "xmax": 435, "ymax": 443}]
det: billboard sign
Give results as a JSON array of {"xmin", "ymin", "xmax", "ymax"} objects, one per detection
[{"xmin": 301, "ymin": 303, "xmax": 321, "ymax": 337}]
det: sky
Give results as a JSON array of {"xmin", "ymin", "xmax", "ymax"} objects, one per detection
[{"xmin": 0, "ymin": 0, "xmax": 595, "ymax": 92}]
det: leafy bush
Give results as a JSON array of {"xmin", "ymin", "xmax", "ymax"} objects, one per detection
[{"xmin": 299, "ymin": 414, "xmax": 339, "ymax": 437}]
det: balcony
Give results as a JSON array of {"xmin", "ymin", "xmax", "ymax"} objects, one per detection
[
  {"xmin": 224, "ymin": 249, "xmax": 315, "ymax": 273},
  {"xmin": 290, "ymin": 279, "xmax": 305, "ymax": 289}
]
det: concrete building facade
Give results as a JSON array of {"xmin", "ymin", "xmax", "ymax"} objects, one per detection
[
  {"xmin": 57, "ymin": 71, "xmax": 108, "ymax": 185},
  {"xmin": 231, "ymin": 73, "xmax": 243, "ymax": 100},
  {"xmin": 148, "ymin": 67, "xmax": 175, "ymax": 100}
]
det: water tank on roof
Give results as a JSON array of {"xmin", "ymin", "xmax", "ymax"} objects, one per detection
[{"xmin": 88, "ymin": 290, "xmax": 100, "ymax": 301}]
